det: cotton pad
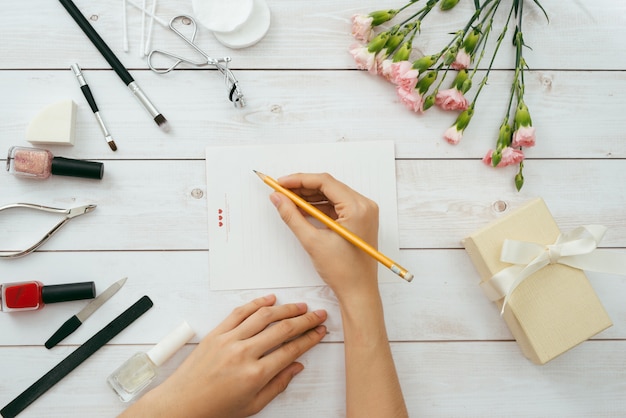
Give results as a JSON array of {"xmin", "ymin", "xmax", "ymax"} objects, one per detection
[
  {"xmin": 26, "ymin": 99, "xmax": 77, "ymax": 146},
  {"xmin": 192, "ymin": 0, "xmax": 254, "ymax": 33},
  {"xmin": 212, "ymin": 0, "xmax": 271, "ymax": 49}
]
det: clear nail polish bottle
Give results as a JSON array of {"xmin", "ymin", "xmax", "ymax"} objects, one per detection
[
  {"xmin": 6, "ymin": 146, "xmax": 104, "ymax": 180},
  {"xmin": 107, "ymin": 321, "xmax": 195, "ymax": 402}
]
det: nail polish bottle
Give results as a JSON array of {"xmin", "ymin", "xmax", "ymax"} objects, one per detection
[
  {"xmin": 107, "ymin": 321, "xmax": 195, "ymax": 402},
  {"xmin": 0, "ymin": 281, "xmax": 96, "ymax": 312},
  {"xmin": 6, "ymin": 146, "xmax": 104, "ymax": 180}
]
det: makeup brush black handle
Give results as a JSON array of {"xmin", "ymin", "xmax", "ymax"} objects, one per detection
[
  {"xmin": 58, "ymin": 0, "xmax": 134, "ymax": 86},
  {"xmin": 80, "ymin": 85, "xmax": 99, "ymax": 113}
]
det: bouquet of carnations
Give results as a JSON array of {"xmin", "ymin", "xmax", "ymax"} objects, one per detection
[{"xmin": 350, "ymin": 0, "xmax": 548, "ymax": 190}]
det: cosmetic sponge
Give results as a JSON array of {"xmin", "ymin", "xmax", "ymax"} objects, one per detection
[{"xmin": 26, "ymin": 99, "xmax": 77, "ymax": 146}]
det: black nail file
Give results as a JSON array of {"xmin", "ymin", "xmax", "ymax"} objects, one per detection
[{"xmin": 1, "ymin": 295, "xmax": 153, "ymax": 418}]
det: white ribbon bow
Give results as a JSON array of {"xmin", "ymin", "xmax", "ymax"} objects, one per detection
[{"xmin": 480, "ymin": 225, "xmax": 626, "ymax": 314}]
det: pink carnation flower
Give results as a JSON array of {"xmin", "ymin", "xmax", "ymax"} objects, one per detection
[
  {"xmin": 511, "ymin": 126, "xmax": 536, "ymax": 148},
  {"xmin": 390, "ymin": 61, "xmax": 419, "ymax": 90},
  {"xmin": 351, "ymin": 14, "xmax": 374, "ymax": 43},
  {"xmin": 451, "ymin": 50, "xmax": 471, "ymax": 70},
  {"xmin": 482, "ymin": 147, "xmax": 525, "ymax": 167},
  {"xmin": 443, "ymin": 125, "xmax": 464, "ymax": 145},
  {"xmin": 435, "ymin": 88, "xmax": 469, "ymax": 111},
  {"xmin": 349, "ymin": 44, "xmax": 377, "ymax": 74},
  {"xmin": 379, "ymin": 58, "xmax": 394, "ymax": 80},
  {"xmin": 397, "ymin": 86, "xmax": 424, "ymax": 113}
]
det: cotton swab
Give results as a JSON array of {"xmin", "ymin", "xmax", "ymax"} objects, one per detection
[
  {"xmin": 144, "ymin": 0, "xmax": 157, "ymax": 56},
  {"xmin": 122, "ymin": 0, "xmax": 129, "ymax": 51},
  {"xmin": 139, "ymin": 0, "xmax": 146, "ymax": 57},
  {"xmin": 127, "ymin": 0, "xmax": 168, "ymax": 27}
]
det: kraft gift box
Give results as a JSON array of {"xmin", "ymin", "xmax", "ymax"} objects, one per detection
[{"xmin": 463, "ymin": 198, "xmax": 612, "ymax": 365}]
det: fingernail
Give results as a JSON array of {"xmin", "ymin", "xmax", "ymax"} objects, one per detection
[
  {"xmin": 313, "ymin": 309, "xmax": 326, "ymax": 319},
  {"xmin": 292, "ymin": 363, "xmax": 304, "ymax": 377},
  {"xmin": 296, "ymin": 302, "xmax": 307, "ymax": 311},
  {"xmin": 315, "ymin": 325, "xmax": 327, "ymax": 335},
  {"xmin": 269, "ymin": 193, "xmax": 281, "ymax": 208},
  {"xmin": 263, "ymin": 294, "xmax": 275, "ymax": 302}
]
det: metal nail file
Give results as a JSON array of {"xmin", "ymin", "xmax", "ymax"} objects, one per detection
[{"xmin": 45, "ymin": 277, "xmax": 128, "ymax": 349}]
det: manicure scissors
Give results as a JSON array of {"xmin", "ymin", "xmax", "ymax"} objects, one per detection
[
  {"xmin": 0, "ymin": 203, "xmax": 96, "ymax": 259},
  {"xmin": 147, "ymin": 15, "xmax": 246, "ymax": 108}
]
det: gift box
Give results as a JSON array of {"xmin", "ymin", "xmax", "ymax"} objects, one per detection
[{"xmin": 463, "ymin": 198, "xmax": 612, "ymax": 365}]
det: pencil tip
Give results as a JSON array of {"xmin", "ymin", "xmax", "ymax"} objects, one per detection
[{"xmin": 254, "ymin": 170, "xmax": 264, "ymax": 179}]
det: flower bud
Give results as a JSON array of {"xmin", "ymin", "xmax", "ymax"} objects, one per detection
[
  {"xmin": 385, "ymin": 32, "xmax": 406, "ymax": 55},
  {"xmin": 491, "ymin": 150, "xmax": 502, "ymax": 167},
  {"xmin": 453, "ymin": 70, "xmax": 468, "ymax": 90},
  {"xmin": 443, "ymin": 47, "xmax": 458, "ymax": 65},
  {"xmin": 416, "ymin": 71, "xmax": 437, "ymax": 94},
  {"xmin": 392, "ymin": 41, "xmax": 412, "ymax": 62},
  {"xmin": 367, "ymin": 32, "xmax": 390, "ymax": 53},
  {"xmin": 369, "ymin": 9, "xmax": 398, "ymax": 26},
  {"xmin": 462, "ymin": 27, "xmax": 481, "ymax": 54},
  {"xmin": 497, "ymin": 122, "xmax": 512, "ymax": 148},
  {"xmin": 460, "ymin": 78, "xmax": 472, "ymax": 94},
  {"xmin": 454, "ymin": 108, "xmax": 474, "ymax": 131},
  {"xmin": 422, "ymin": 93, "xmax": 436, "ymax": 110},
  {"xmin": 440, "ymin": 0, "xmax": 460, "ymax": 11},
  {"xmin": 514, "ymin": 100, "xmax": 532, "ymax": 128},
  {"xmin": 412, "ymin": 55, "xmax": 438, "ymax": 74}
]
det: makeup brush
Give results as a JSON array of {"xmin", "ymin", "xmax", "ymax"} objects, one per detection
[
  {"xmin": 71, "ymin": 64, "xmax": 118, "ymax": 151},
  {"xmin": 58, "ymin": 0, "xmax": 170, "ymax": 132}
]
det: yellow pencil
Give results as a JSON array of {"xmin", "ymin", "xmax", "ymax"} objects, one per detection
[{"xmin": 254, "ymin": 171, "xmax": 414, "ymax": 282}]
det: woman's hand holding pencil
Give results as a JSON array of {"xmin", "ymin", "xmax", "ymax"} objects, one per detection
[{"xmin": 257, "ymin": 172, "xmax": 413, "ymax": 300}]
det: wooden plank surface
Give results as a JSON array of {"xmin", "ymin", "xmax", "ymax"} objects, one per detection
[{"xmin": 1, "ymin": 0, "xmax": 625, "ymax": 416}]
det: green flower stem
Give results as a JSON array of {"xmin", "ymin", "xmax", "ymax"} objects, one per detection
[
  {"xmin": 398, "ymin": 0, "xmax": 423, "ymax": 13},
  {"xmin": 467, "ymin": 1, "xmax": 503, "ymax": 84},
  {"xmin": 397, "ymin": 0, "xmax": 439, "ymax": 29},
  {"xmin": 469, "ymin": 1, "xmax": 516, "ymax": 106},
  {"xmin": 469, "ymin": 0, "xmax": 502, "ymax": 61},
  {"xmin": 504, "ymin": 31, "xmax": 524, "ymax": 123}
]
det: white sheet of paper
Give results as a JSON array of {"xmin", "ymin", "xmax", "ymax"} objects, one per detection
[{"xmin": 205, "ymin": 141, "xmax": 403, "ymax": 290}]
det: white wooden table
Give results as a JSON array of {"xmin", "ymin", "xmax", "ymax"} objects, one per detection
[{"xmin": 1, "ymin": 1, "xmax": 625, "ymax": 416}]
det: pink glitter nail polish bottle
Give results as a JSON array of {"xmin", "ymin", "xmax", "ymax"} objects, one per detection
[{"xmin": 6, "ymin": 146, "xmax": 103, "ymax": 180}]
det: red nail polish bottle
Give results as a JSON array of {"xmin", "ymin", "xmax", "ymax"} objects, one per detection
[{"xmin": 0, "ymin": 281, "xmax": 95, "ymax": 312}]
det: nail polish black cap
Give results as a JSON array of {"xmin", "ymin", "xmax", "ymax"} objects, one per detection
[
  {"xmin": 51, "ymin": 157, "xmax": 104, "ymax": 180},
  {"xmin": 41, "ymin": 282, "xmax": 96, "ymax": 304}
]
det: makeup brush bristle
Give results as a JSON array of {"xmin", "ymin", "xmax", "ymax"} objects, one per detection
[
  {"xmin": 154, "ymin": 114, "xmax": 170, "ymax": 133},
  {"xmin": 105, "ymin": 135, "xmax": 118, "ymax": 151}
]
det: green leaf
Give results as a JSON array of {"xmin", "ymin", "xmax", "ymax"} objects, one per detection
[
  {"xmin": 474, "ymin": 0, "xmax": 480, "ymax": 10},
  {"xmin": 532, "ymin": 0, "xmax": 550, "ymax": 22}
]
